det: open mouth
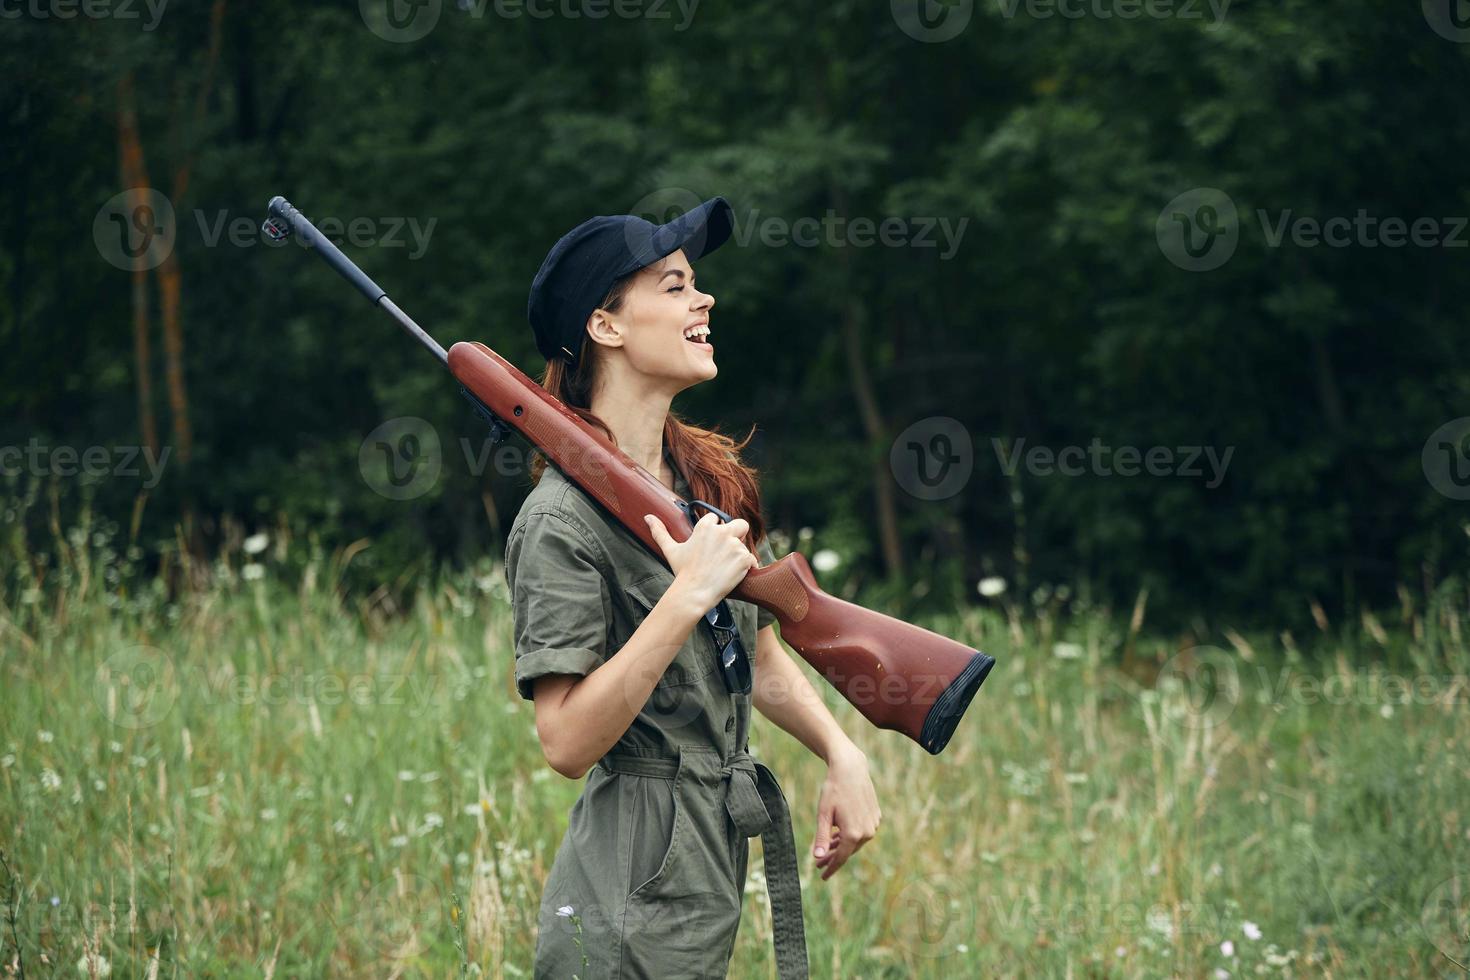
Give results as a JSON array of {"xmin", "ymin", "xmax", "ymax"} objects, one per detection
[{"xmin": 683, "ymin": 326, "xmax": 713, "ymax": 350}]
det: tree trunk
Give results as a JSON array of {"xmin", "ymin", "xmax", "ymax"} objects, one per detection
[{"xmin": 116, "ymin": 74, "xmax": 160, "ymax": 460}]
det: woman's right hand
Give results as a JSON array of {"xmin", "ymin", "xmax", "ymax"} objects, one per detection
[{"xmin": 644, "ymin": 511, "xmax": 757, "ymax": 610}]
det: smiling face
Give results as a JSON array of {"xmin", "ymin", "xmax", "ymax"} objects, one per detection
[{"xmin": 584, "ymin": 249, "xmax": 718, "ymax": 390}]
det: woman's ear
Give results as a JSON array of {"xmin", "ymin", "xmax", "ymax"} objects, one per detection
[{"xmin": 585, "ymin": 309, "xmax": 623, "ymax": 350}]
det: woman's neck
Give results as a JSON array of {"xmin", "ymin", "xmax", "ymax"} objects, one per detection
[{"xmin": 589, "ymin": 377, "xmax": 676, "ymax": 485}]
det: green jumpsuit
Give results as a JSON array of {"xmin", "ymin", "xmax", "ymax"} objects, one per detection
[{"xmin": 504, "ymin": 457, "xmax": 809, "ymax": 979}]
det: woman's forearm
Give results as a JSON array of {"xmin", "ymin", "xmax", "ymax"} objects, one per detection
[
  {"xmin": 540, "ymin": 582, "xmax": 706, "ymax": 778},
  {"xmin": 749, "ymin": 626, "xmax": 859, "ymax": 764}
]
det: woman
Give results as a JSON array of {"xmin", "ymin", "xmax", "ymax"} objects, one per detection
[{"xmin": 505, "ymin": 197, "xmax": 882, "ymax": 978}]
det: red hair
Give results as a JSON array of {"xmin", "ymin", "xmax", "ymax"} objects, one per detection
[{"xmin": 528, "ymin": 268, "xmax": 768, "ymax": 553}]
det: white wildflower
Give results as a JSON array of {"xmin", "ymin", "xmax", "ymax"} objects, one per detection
[
  {"xmin": 1, "ymin": 755, "xmax": 14, "ymax": 768},
  {"xmin": 389, "ymin": 835, "xmax": 409, "ymax": 848},
  {"xmin": 93, "ymin": 779, "xmax": 105, "ymax": 792},
  {"xmin": 242, "ymin": 563, "xmax": 265, "ymax": 582},
  {"xmin": 1379, "ymin": 703, "xmax": 1393, "ymax": 719},
  {"xmin": 243, "ymin": 533, "xmax": 269, "ymax": 555},
  {"xmin": 977, "ymin": 576, "xmax": 1007, "ymax": 598},
  {"xmin": 556, "ymin": 905, "xmax": 575, "ymax": 917},
  {"xmin": 811, "ymin": 549, "xmax": 841, "ymax": 573},
  {"xmin": 955, "ymin": 943, "xmax": 969, "ymax": 953},
  {"xmin": 75, "ymin": 952, "xmax": 111, "ymax": 977},
  {"xmin": 38, "ymin": 730, "xmax": 54, "ymax": 743},
  {"xmin": 1052, "ymin": 642, "xmax": 1083, "ymax": 660},
  {"xmin": 423, "ymin": 812, "xmax": 444, "ymax": 830},
  {"xmin": 797, "ymin": 527, "xmax": 814, "ymax": 542},
  {"xmin": 259, "ymin": 808, "xmax": 277, "ymax": 821},
  {"xmin": 1213, "ymin": 970, "xmax": 1229, "ymax": 980},
  {"xmin": 40, "ymin": 768, "xmax": 62, "ymax": 792},
  {"xmin": 1146, "ymin": 907, "xmax": 1173, "ymax": 939},
  {"xmin": 109, "ymin": 741, "xmax": 123, "ymax": 753},
  {"xmin": 1220, "ymin": 940, "xmax": 1235, "ymax": 957},
  {"xmin": 1064, "ymin": 772, "xmax": 1088, "ymax": 784},
  {"xmin": 1242, "ymin": 921, "xmax": 1262, "ymax": 941}
]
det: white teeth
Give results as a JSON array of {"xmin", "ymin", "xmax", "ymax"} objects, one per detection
[{"xmin": 683, "ymin": 325, "xmax": 710, "ymax": 341}]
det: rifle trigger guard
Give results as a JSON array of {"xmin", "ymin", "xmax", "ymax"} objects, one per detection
[{"xmin": 681, "ymin": 499, "xmax": 735, "ymax": 527}]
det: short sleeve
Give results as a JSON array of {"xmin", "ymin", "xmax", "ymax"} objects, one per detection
[
  {"xmin": 504, "ymin": 512, "xmax": 611, "ymax": 701},
  {"xmin": 755, "ymin": 535, "xmax": 778, "ymax": 631}
]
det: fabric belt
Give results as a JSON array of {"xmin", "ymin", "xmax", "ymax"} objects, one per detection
[{"xmin": 599, "ymin": 749, "xmax": 809, "ymax": 979}]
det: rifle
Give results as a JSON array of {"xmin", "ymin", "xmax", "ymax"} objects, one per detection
[{"xmin": 262, "ymin": 196, "xmax": 994, "ymax": 754}]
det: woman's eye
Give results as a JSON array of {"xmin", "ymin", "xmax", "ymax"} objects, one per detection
[{"xmin": 669, "ymin": 285, "xmax": 685, "ymax": 292}]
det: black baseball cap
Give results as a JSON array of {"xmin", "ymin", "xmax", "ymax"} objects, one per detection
[{"xmin": 527, "ymin": 196, "xmax": 734, "ymax": 364}]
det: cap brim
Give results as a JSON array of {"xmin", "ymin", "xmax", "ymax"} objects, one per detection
[{"xmin": 639, "ymin": 197, "xmax": 734, "ymax": 268}]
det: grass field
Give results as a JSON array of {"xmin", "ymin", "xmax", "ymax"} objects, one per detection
[{"xmin": 2, "ymin": 514, "xmax": 1468, "ymax": 978}]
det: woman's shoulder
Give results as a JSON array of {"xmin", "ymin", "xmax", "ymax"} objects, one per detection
[{"xmin": 507, "ymin": 462, "xmax": 615, "ymax": 553}]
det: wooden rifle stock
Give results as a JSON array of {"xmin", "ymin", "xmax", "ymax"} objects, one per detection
[{"xmin": 448, "ymin": 341, "xmax": 994, "ymax": 755}]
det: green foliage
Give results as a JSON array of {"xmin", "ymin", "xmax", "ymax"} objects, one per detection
[{"xmin": 2, "ymin": 0, "xmax": 1468, "ymax": 630}]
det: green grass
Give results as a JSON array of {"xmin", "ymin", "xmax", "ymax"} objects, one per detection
[{"xmin": 1, "ymin": 513, "xmax": 1468, "ymax": 978}]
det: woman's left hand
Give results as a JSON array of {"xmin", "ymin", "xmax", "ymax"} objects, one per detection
[{"xmin": 811, "ymin": 743, "xmax": 882, "ymax": 880}]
